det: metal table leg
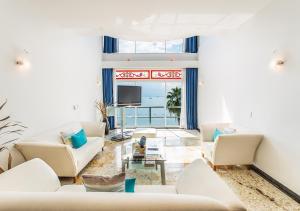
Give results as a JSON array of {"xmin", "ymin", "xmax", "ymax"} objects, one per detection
[
  {"xmin": 122, "ymin": 158, "xmax": 129, "ymax": 172},
  {"xmin": 156, "ymin": 160, "xmax": 166, "ymax": 185}
]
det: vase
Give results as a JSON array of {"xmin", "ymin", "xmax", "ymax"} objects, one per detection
[{"xmin": 103, "ymin": 118, "xmax": 110, "ymax": 135}]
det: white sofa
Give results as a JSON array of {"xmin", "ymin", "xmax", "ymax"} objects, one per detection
[
  {"xmin": 15, "ymin": 122, "xmax": 105, "ymax": 178},
  {"xmin": 200, "ymin": 123, "xmax": 263, "ymax": 170},
  {"xmin": 0, "ymin": 158, "xmax": 246, "ymax": 211}
]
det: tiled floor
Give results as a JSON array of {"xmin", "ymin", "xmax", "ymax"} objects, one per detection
[{"xmin": 78, "ymin": 129, "xmax": 300, "ymax": 211}]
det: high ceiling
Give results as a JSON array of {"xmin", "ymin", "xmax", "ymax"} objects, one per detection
[{"xmin": 3, "ymin": 0, "xmax": 272, "ymax": 40}]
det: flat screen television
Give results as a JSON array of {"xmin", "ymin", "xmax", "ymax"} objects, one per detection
[{"xmin": 117, "ymin": 85, "xmax": 142, "ymax": 106}]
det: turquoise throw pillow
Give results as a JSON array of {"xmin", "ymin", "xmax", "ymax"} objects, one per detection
[
  {"xmin": 213, "ymin": 129, "xmax": 223, "ymax": 142},
  {"xmin": 71, "ymin": 129, "xmax": 87, "ymax": 149},
  {"xmin": 125, "ymin": 178, "xmax": 136, "ymax": 193}
]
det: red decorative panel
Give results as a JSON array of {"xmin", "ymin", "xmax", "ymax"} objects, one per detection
[
  {"xmin": 151, "ymin": 70, "xmax": 182, "ymax": 80},
  {"xmin": 116, "ymin": 70, "xmax": 150, "ymax": 80}
]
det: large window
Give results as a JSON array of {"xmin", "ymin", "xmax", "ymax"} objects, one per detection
[
  {"xmin": 118, "ymin": 39, "xmax": 184, "ymax": 53},
  {"xmin": 118, "ymin": 40, "xmax": 135, "ymax": 53},
  {"xmin": 114, "ymin": 81, "xmax": 182, "ymax": 128}
]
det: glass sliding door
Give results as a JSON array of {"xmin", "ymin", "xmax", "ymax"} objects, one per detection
[
  {"xmin": 115, "ymin": 80, "xmax": 182, "ymax": 128},
  {"xmin": 166, "ymin": 82, "xmax": 182, "ymax": 127}
]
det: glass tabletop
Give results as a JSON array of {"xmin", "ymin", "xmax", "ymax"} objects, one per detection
[{"xmin": 122, "ymin": 138, "xmax": 166, "ymax": 161}]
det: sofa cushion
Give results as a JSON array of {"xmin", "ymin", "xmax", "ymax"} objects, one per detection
[
  {"xmin": 201, "ymin": 123, "xmax": 231, "ymax": 141},
  {"xmin": 71, "ymin": 129, "xmax": 88, "ymax": 149},
  {"xmin": 213, "ymin": 129, "xmax": 223, "ymax": 141},
  {"xmin": 25, "ymin": 122, "xmax": 83, "ymax": 144},
  {"xmin": 125, "ymin": 178, "xmax": 136, "ymax": 193},
  {"xmin": 82, "ymin": 173, "xmax": 125, "ymax": 192},
  {"xmin": 0, "ymin": 158, "xmax": 61, "ymax": 192},
  {"xmin": 60, "ymin": 122, "xmax": 82, "ymax": 138},
  {"xmin": 176, "ymin": 159, "xmax": 245, "ymax": 211}
]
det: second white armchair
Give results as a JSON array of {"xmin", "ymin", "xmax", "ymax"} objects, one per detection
[{"xmin": 200, "ymin": 123, "xmax": 263, "ymax": 170}]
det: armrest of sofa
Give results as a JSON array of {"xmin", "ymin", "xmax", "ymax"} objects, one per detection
[
  {"xmin": 176, "ymin": 159, "xmax": 245, "ymax": 211},
  {"xmin": 15, "ymin": 142, "xmax": 77, "ymax": 177},
  {"xmin": 81, "ymin": 121, "xmax": 106, "ymax": 137},
  {"xmin": 0, "ymin": 158, "xmax": 61, "ymax": 192},
  {"xmin": 213, "ymin": 134, "xmax": 263, "ymax": 165}
]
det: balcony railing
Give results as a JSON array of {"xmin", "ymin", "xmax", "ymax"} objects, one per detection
[{"xmin": 115, "ymin": 106, "xmax": 181, "ymax": 128}]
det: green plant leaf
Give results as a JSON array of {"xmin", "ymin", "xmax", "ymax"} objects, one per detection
[
  {"xmin": 0, "ymin": 99, "xmax": 7, "ymax": 111},
  {"xmin": 0, "ymin": 116, "xmax": 10, "ymax": 122}
]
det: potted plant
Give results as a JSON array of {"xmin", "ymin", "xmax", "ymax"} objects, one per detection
[
  {"xmin": 0, "ymin": 99, "xmax": 27, "ymax": 173},
  {"xmin": 96, "ymin": 101, "xmax": 111, "ymax": 135}
]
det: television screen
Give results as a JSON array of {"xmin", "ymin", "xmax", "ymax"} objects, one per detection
[{"xmin": 117, "ymin": 85, "xmax": 142, "ymax": 106}]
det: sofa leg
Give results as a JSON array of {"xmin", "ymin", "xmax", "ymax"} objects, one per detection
[
  {"xmin": 73, "ymin": 176, "xmax": 79, "ymax": 184},
  {"xmin": 212, "ymin": 165, "xmax": 217, "ymax": 171},
  {"xmin": 102, "ymin": 147, "xmax": 104, "ymax": 152},
  {"xmin": 201, "ymin": 152, "xmax": 204, "ymax": 158}
]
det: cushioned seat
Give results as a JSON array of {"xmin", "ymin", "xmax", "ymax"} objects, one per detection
[{"xmin": 73, "ymin": 137, "xmax": 104, "ymax": 172}]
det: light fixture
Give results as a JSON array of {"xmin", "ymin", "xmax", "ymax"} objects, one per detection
[
  {"xmin": 96, "ymin": 74, "xmax": 101, "ymax": 86},
  {"xmin": 198, "ymin": 80, "xmax": 205, "ymax": 86},
  {"xmin": 15, "ymin": 49, "xmax": 30, "ymax": 71},
  {"xmin": 270, "ymin": 50, "xmax": 286, "ymax": 71}
]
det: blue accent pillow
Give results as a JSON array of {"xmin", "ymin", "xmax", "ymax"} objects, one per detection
[
  {"xmin": 213, "ymin": 129, "xmax": 223, "ymax": 142},
  {"xmin": 125, "ymin": 178, "xmax": 136, "ymax": 193},
  {"xmin": 71, "ymin": 129, "xmax": 87, "ymax": 149}
]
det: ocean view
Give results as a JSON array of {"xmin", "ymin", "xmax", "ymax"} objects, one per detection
[{"xmin": 115, "ymin": 81, "xmax": 181, "ymax": 127}]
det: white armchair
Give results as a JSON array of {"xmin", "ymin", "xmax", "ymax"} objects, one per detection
[{"xmin": 200, "ymin": 123, "xmax": 263, "ymax": 170}]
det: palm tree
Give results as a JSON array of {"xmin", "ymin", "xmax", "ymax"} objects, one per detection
[{"xmin": 166, "ymin": 87, "xmax": 181, "ymax": 124}]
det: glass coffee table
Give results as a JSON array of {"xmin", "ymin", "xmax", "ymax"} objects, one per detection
[{"xmin": 121, "ymin": 138, "xmax": 166, "ymax": 185}]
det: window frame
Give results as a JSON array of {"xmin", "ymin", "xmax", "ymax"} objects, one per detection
[{"xmin": 117, "ymin": 39, "xmax": 185, "ymax": 54}]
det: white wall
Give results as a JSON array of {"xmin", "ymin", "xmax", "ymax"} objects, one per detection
[
  {"xmin": 198, "ymin": 0, "xmax": 300, "ymax": 194},
  {"xmin": 0, "ymin": 4, "xmax": 101, "ymax": 141}
]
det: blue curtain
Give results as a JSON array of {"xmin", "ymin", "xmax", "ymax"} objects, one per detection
[
  {"xmin": 102, "ymin": 36, "xmax": 118, "ymax": 129},
  {"xmin": 186, "ymin": 68, "xmax": 198, "ymax": 130},
  {"xmin": 103, "ymin": 36, "xmax": 118, "ymax": 53},
  {"xmin": 185, "ymin": 36, "xmax": 198, "ymax": 53},
  {"xmin": 102, "ymin": 68, "xmax": 115, "ymax": 129}
]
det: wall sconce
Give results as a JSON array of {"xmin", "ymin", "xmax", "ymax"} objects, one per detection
[
  {"xmin": 270, "ymin": 50, "xmax": 286, "ymax": 71},
  {"xmin": 96, "ymin": 73, "xmax": 102, "ymax": 86},
  {"xmin": 16, "ymin": 49, "xmax": 30, "ymax": 71},
  {"xmin": 198, "ymin": 80, "xmax": 205, "ymax": 86}
]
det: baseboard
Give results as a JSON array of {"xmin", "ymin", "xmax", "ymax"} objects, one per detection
[{"xmin": 250, "ymin": 165, "xmax": 300, "ymax": 203}]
